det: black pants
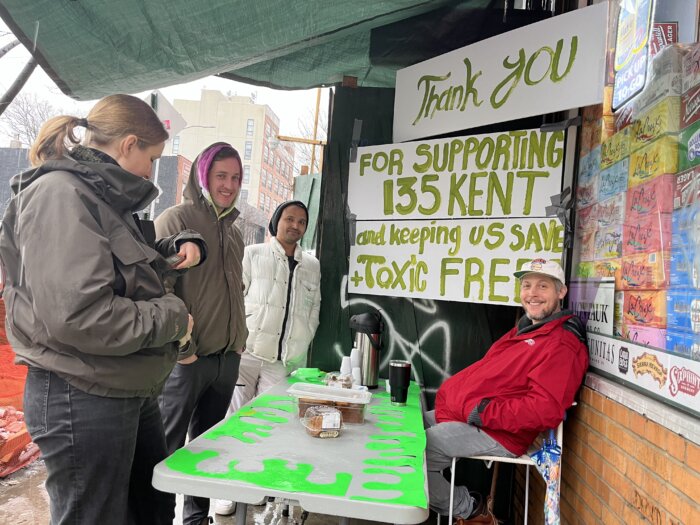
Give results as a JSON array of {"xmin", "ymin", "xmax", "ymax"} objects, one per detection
[
  {"xmin": 24, "ymin": 368, "xmax": 173, "ymax": 525},
  {"xmin": 158, "ymin": 352, "xmax": 240, "ymax": 525}
]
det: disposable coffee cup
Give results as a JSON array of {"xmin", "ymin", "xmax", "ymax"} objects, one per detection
[{"xmin": 389, "ymin": 360, "xmax": 411, "ymax": 406}]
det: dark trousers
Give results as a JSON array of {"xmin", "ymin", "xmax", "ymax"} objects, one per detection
[
  {"xmin": 23, "ymin": 367, "xmax": 173, "ymax": 525},
  {"xmin": 158, "ymin": 351, "xmax": 241, "ymax": 525}
]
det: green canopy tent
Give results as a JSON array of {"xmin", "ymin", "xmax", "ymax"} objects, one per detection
[{"xmin": 0, "ymin": 0, "xmax": 550, "ymax": 99}]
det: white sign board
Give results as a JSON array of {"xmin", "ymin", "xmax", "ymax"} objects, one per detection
[
  {"xmin": 569, "ymin": 279, "xmax": 616, "ymax": 336},
  {"xmin": 347, "ymin": 128, "xmax": 565, "ymax": 305},
  {"xmin": 587, "ymin": 332, "xmax": 700, "ymax": 416},
  {"xmin": 393, "ymin": 3, "xmax": 608, "ymax": 142}
]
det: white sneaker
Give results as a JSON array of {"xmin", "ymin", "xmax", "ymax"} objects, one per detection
[{"xmin": 213, "ymin": 499, "xmax": 236, "ymax": 515}]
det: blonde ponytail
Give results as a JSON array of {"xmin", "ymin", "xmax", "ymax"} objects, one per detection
[
  {"xmin": 28, "ymin": 94, "xmax": 168, "ymax": 167},
  {"xmin": 29, "ymin": 115, "xmax": 83, "ymax": 166}
]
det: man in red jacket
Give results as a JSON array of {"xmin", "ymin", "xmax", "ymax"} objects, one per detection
[{"xmin": 426, "ymin": 259, "xmax": 588, "ymax": 524}]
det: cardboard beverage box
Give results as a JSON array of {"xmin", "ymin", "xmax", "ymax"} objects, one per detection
[
  {"xmin": 621, "ymin": 322, "xmax": 667, "ymax": 350},
  {"xmin": 600, "ymin": 128, "xmax": 631, "ymax": 169},
  {"xmin": 670, "ymin": 244, "xmax": 696, "ymax": 288},
  {"xmin": 635, "ymin": 69, "xmax": 683, "ymax": 112},
  {"xmin": 596, "ymin": 194, "xmax": 626, "ymax": 228},
  {"xmin": 598, "ymin": 158, "xmax": 629, "ymax": 201},
  {"xmin": 622, "ymin": 211, "xmax": 672, "ymax": 256},
  {"xmin": 630, "ymin": 97, "xmax": 681, "ymax": 152},
  {"xmin": 674, "ymin": 166, "xmax": 700, "ymax": 208},
  {"xmin": 595, "ymin": 224, "xmax": 624, "ymax": 259},
  {"xmin": 628, "ymin": 135, "xmax": 680, "ymax": 188},
  {"xmin": 667, "ymin": 288, "xmax": 691, "ymax": 331},
  {"xmin": 682, "ymin": 43, "xmax": 700, "ymax": 94},
  {"xmin": 679, "ymin": 119, "xmax": 700, "ymax": 172},
  {"xmin": 577, "ymin": 229, "xmax": 597, "ymax": 261},
  {"xmin": 620, "ymin": 252, "xmax": 670, "ymax": 290},
  {"xmin": 665, "ymin": 330, "xmax": 693, "ymax": 357},
  {"xmin": 623, "ymin": 290, "xmax": 667, "ymax": 329},
  {"xmin": 576, "ymin": 177, "xmax": 599, "ymax": 209},
  {"xmin": 574, "ymin": 261, "xmax": 595, "ymax": 279},
  {"xmin": 576, "ymin": 203, "xmax": 598, "ymax": 233},
  {"xmin": 681, "ymin": 84, "xmax": 700, "ymax": 129},
  {"xmin": 594, "ymin": 259, "xmax": 621, "ymax": 284},
  {"xmin": 625, "ymin": 173, "xmax": 675, "ymax": 222}
]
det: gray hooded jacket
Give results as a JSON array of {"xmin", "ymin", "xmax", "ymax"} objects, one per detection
[{"xmin": 0, "ymin": 148, "xmax": 194, "ymax": 397}]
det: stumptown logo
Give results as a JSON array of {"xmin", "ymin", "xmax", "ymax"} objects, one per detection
[
  {"xmin": 618, "ymin": 346, "xmax": 629, "ymax": 374},
  {"xmin": 687, "ymin": 129, "xmax": 700, "ymax": 162},
  {"xmin": 669, "ymin": 366, "xmax": 700, "ymax": 397},
  {"xmin": 632, "ymin": 352, "xmax": 668, "ymax": 387}
]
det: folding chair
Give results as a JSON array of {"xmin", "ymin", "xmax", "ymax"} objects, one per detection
[{"xmin": 438, "ymin": 418, "xmax": 566, "ymax": 525}]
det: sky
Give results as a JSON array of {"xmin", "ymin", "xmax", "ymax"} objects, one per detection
[{"xmin": 0, "ymin": 22, "xmax": 329, "ymax": 147}]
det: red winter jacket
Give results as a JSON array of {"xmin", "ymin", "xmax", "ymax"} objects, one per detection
[{"xmin": 435, "ymin": 312, "xmax": 588, "ymax": 456}]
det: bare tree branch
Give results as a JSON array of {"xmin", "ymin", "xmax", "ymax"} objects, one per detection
[
  {"xmin": 295, "ymin": 106, "xmax": 328, "ymax": 175},
  {"xmin": 1, "ymin": 92, "xmax": 63, "ymax": 147}
]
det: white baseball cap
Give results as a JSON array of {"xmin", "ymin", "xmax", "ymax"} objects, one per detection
[{"xmin": 513, "ymin": 258, "xmax": 566, "ymax": 286}]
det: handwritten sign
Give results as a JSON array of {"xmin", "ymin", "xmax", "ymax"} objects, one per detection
[
  {"xmin": 347, "ymin": 128, "xmax": 564, "ymax": 305},
  {"xmin": 393, "ymin": 3, "xmax": 607, "ymax": 142}
]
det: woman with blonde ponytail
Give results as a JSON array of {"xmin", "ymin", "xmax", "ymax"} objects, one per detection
[{"xmin": 0, "ymin": 94, "xmax": 207, "ymax": 525}]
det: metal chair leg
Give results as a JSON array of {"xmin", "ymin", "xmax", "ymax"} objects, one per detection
[{"xmin": 448, "ymin": 457, "xmax": 457, "ymax": 525}]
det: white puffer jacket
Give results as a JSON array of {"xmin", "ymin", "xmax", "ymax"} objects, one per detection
[{"xmin": 243, "ymin": 238, "xmax": 321, "ymax": 367}]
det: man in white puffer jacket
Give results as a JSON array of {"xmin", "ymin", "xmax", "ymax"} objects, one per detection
[
  {"xmin": 216, "ymin": 201, "xmax": 322, "ymax": 516},
  {"xmin": 229, "ymin": 200, "xmax": 321, "ymax": 412}
]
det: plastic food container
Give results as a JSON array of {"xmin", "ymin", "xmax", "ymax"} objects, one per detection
[
  {"xmin": 287, "ymin": 383, "xmax": 372, "ymax": 424},
  {"xmin": 301, "ymin": 406, "xmax": 343, "ymax": 438}
]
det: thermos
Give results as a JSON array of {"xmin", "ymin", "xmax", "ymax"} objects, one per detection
[{"xmin": 349, "ymin": 311, "xmax": 383, "ymax": 389}]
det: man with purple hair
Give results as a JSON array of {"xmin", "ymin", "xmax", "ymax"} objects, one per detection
[{"xmin": 155, "ymin": 142, "xmax": 248, "ymax": 525}]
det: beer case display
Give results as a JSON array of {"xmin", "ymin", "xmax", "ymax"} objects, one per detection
[
  {"xmin": 634, "ymin": 69, "xmax": 683, "ymax": 112},
  {"xmin": 628, "ymin": 135, "xmax": 679, "ymax": 188},
  {"xmin": 614, "ymin": 290, "xmax": 625, "ymax": 336},
  {"xmin": 596, "ymin": 193, "xmax": 626, "ymax": 228},
  {"xmin": 670, "ymin": 245, "xmax": 696, "ymax": 288},
  {"xmin": 621, "ymin": 322, "xmax": 667, "ymax": 350},
  {"xmin": 630, "ymin": 96, "xmax": 681, "ymax": 152},
  {"xmin": 665, "ymin": 330, "xmax": 694, "ymax": 357},
  {"xmin": 595, "ymin": 259, "xmax": 621, "ymax": 284},
  {"xmin": 578, "ymin": 228, "xmax": 597, "ymax": 261},
  {"xmin": 600, "ymin": 127, "xmax": 631, "ymax": 169},
  {"xmin": 595, "ymin": 224, "xmax": 624, "ymax": 259},
  {"xmin": 625, "ymin": 173, "xmax": 675, "ymax": 222},
  {"xmin": 576, "ymin": 203, "xmax": 598, "ymax": 233},
  {"xmin": 674, "ymin": 166, "xmax": 700, "ymax": 209},
  {"xmin": 678, "ymin": 118, "xmax": 700, "ymax": 172},
  {"xmin": 682, "ymin": 43, "xmax": 700, "ymax": 94},
  {"xmin": 598, "ymin": 158, "xmax": 629, "ymax": 201},
  {"xmin": 622, "ymin": 290, "xmax": 667, "ymax": 329},
  {"xmin": 667, "ymin": 288, "xmax": 693, "ymax": 331},
  {"xmin": 620, "ymin": 251, "xmax": 670, "ymax": 290},
  {"xmin": 576, "ymin": 176, "xmax": 599, "ymax": 209},
  {"xmin": 575, "ymin": 261, "xmax": 595, "ymax": 279},
  {"xmin": 681, "ymin": 83, "xmax": 700, "ymax": 129},
  {"xmin": 622, "ymin": 211, "xmax": 672, "ymax": 256}
]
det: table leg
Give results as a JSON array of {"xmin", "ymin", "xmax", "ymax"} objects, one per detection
[
  {"xmin": 235, "ymin": 502, "xmax": 247, "ymax": 525},
  {"xmin": 339, "ymin": 517, "xmax": 349, "ymax": 525}
]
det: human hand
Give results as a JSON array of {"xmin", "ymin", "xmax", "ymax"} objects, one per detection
[{"xmin": 171, "ymin": 242, "xmax": 201, "ymax": 269}]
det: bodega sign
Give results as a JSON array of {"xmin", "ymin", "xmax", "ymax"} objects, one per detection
[
  {"xmin": 347, "ymin": 128, "xmax": 564, "ymax": 306},
  {"xmin": 393, "ymin": 3, "xmax": 607, "ymax": 142}
]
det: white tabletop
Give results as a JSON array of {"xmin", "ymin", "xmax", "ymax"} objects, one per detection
[{"xmin": 152, "ymin": 378, "xmax": 429, "ymax": 524}]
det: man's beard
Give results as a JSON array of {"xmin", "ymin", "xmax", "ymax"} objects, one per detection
[{"xmin": 526, "ymin": 304, "xmax": 559, "ymax": 322}]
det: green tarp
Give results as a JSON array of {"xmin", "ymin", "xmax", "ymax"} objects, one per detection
[{"xmin": 0, "ymin": 0, "xmax": 494, "ymax": 100}]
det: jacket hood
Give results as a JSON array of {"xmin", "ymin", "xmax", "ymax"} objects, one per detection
[
  {"xmin": 11, "ymin": 148, "xmax": 158, "ymax": 213},
  {"xmin": 183, "ymin": 142, "xmax": 241, "ymax": 221}
]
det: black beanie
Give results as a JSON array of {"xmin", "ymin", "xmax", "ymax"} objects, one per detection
[{"xmin": 269, "ymin": 200, "xmax": 309, "ymax": 236}]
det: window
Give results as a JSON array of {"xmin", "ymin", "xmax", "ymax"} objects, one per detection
[
  {"xmin": 172, "ymin": 136, "xmax": 180, "ymax": 155},
  {"xmin": 276, "ymin": 157, "xmax": 281, "ymax": 170},
  {"xmin": 246, "ymin": 118, "xmax": 255, "ymax": 137},
  {"xmin": 244, "ymin": 141, "xmax": 253, "ymax": 160},
  {"xmin": 264, "ymin": 144, "xmax": 269, "ymax": 163},
  {"xmin": 243, "ymin": 165, "xmax": 250, "ymax": 184},
  {"xmin": 261, "ymin": 170, "xmax": 267, "ymax": 188},
  {"xmin": 240, "ymin": 189, "xmax": 248, "ymax": 202},
  {"xmin": 267, "ymin": 175, "xmax": 273, "ymax": 190},
  {"xmin": 265, "ymin": 123, "xmax": 271, "ymax": 138}
]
